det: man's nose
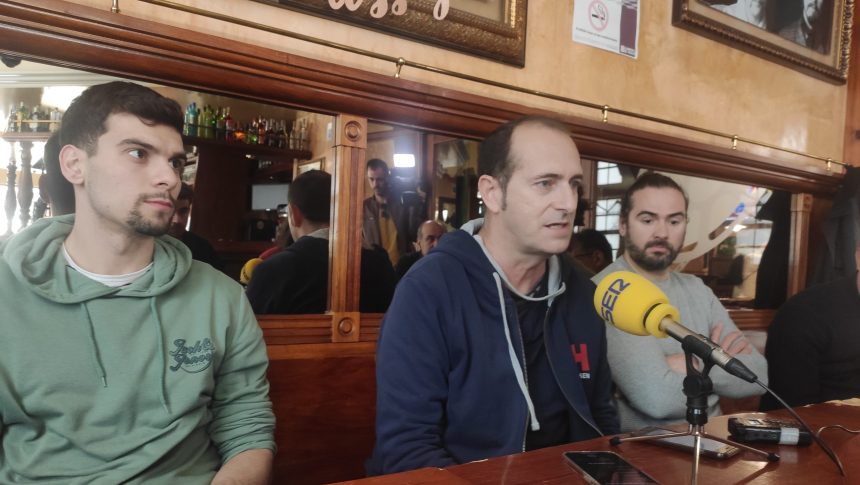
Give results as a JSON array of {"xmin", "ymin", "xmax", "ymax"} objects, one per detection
[
  {"xmin": 556, "ymin": 185, "xmax": 578, "ymax": 213},
  {"xmin": 653, "ymin": 220, "xmax": 669, "ymax": 238}
]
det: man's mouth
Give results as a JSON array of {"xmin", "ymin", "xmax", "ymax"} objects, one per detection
[{"xmin": 145, "ymin": 199, "xmax": 174, "ymax": 210}]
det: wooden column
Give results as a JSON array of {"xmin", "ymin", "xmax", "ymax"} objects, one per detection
[
  {"xmin": 17, "ymin": 140, "xmax": 33, "ymax": 228},
  {"xmin": 4, "ymin": 143, "xmax": 17, "ymax": 235},
  {"xmin": 329, "ymin": 115, "xmax": 367, "ymax": 343},
  {"xmin": 787, "ymin": 193, "xmax": 813, "ymax": 297}
]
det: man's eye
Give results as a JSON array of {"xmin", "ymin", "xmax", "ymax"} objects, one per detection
[
  {"xmin": 536, "ymin": 180, "xmax": 552, "ymax": 188},
  {"xmin": 129, "ymin": 149, "xmax": 145, "ymax": 159},
  {"xmin": 641, "ymin": 218, "xmax": 653, "ymax": 224},
  {"xmin": 171, "ymin": 159, "xmax": 186, "ymax": 170}
]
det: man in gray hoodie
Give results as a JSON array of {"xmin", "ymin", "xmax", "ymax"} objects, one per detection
[{"xmin": 593, "ymin": 172, "xmax": 767, "ymax": 432}]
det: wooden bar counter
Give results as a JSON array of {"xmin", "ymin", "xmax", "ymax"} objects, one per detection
[{"xmin": 336, "ymin": 402, "xmax": 860, "ymax": 484}]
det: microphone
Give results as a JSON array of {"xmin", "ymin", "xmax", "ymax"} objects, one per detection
[{"xmin": 594, "ymin": 271, "xmax": 758, "ymax": 383}]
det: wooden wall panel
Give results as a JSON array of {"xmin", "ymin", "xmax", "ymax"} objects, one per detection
[{"xmin": 266, "ymin": 342, "xmax": 376, "ymax": 484}]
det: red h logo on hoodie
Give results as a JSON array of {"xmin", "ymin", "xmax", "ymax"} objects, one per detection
[{"xmin": 571, "ymin": 343, "xmax": 590, "ymax": 373}]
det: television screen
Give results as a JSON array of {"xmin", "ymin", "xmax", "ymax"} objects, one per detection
[{"xmin": 251, "ymin": 184, "xmax": 289, "ymax": 210}]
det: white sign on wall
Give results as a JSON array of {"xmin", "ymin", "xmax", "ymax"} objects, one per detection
[{"xmin": 572, "ymin": 0, "xmax": 640, "ymax": 58}]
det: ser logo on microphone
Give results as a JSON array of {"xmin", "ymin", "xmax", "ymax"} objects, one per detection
[{"xmin": 598, "ymin": 277, "xmax": 630, "ymax": 325}]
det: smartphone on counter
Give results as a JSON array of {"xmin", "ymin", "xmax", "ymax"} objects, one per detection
[
  {"xmin": 563, "ymin": 451, "xmax": 660, "ymax": 485},
  {"xmin": 632, "ymin": 427, "xmax": 741, "ymax": 459}
]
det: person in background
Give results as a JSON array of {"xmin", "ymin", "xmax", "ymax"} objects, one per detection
[
  {"xmin": 761, "ymin": 204, "xmax": 860, "ymax": 410},
  {"xmin": 0, "ymin": 81, "xmax": 274, "ymax": 483},
  {"xmin": 369, "ymin": 116, "xmax": 618, "ymax": 475},
  {"xmin": 593, "ymin": 172, "xmax": 767, "ymax": 432},
  {"xmin": 363, "ymin": 159, "xmax": 411, "ymax": 266},
  {"xmin": 168, "ymin": 182, "xmax": 223, "ymax": 270},
  {"xmin": 568, "ymin": 228, "xmax": 613, "ymax": 275},
  {"xmin": 247, "ymin": 169, "xmax": 396, "ymax": 314},
  {"xmin": 395, "ymin": 219, "xmax": 446, "ymax": 279}
]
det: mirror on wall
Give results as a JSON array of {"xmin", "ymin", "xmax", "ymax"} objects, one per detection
[
  {"xmin": 581, "ymin": 159, "xmax": 787, "ymax": 309},
  {"xmin": 1, "ymin": 60, "xmax": 338, "ymax": 316}
]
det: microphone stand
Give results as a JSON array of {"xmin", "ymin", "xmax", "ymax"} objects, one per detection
[{"xmin": 609, "ymin": 344, "xmax": 778, "ymax": 485}]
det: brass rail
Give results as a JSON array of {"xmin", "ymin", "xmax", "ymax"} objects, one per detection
[{"xmin": 138, "ymin": 0, "xmax": 848, "ymax": 172}]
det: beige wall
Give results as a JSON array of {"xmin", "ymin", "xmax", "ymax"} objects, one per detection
[{"xmin": 67, "ymin": 0, "xmax": 847, "ymax": 172}]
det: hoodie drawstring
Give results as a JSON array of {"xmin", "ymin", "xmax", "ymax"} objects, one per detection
[
  {"xmin": 80, "ymin": 303, "xmax": 108, "ymax": 387},
  {"xmin": 150, "ymin": 298, "xmax": 171, "ymax": 414},
  {"xmin": 493, "ymin": 273, "xmax": 540, "ymax": 432}
]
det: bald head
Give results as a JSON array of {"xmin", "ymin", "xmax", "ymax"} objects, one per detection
[{"xmin": 417, "ymin": 220, "xmax": 446, "ymax": 256}]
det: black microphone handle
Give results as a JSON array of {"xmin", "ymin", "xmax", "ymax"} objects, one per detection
[{"xmin": 659, "ymin": 318, "xmax": 758, "ymax": 383}]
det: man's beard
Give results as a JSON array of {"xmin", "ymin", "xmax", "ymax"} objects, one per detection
[
  {"xmin": 125, "ymin": 193, "xmax": 174, "ymax": 237},
  {"xmin": 624, "ymin": 235, "xmax": 679, "ymax": 271}
]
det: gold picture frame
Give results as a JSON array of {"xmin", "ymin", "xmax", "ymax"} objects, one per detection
[
  {"xmin": 673, "ymin": 0, "xmax": 853, "ymax": 82},
  {"xmin": 254, "ymin": 0, "xmax": 528, "ymax": 66},
  {"xmin": 293, "ymin": 157, "xmax": 325, "ymax": 179}
]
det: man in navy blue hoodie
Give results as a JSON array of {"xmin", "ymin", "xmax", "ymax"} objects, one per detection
[{"xmin": 368, "ymin": 116, "xmax": 619, "ymax": 475}]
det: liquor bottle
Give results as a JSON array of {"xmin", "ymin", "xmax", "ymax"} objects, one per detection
[
  {"xmin": 209, "ymin": 106, "xmax": 217, "ymax": 140},
  {"xmin": 299, "ymin": 118, "xmax": 308, "ymax": 151},
  {"xmin": 224, "ymin": 107, "xmax": 236, "ymax": 142},
  {"xmin": 49, "ymin": 107, "xmax": 61, "ymax": 133},
  {"xmin": 184, "ymin": 102, "xmax": 198, "ymax": 137},
  {"xmin": 15, "ymin": 102, "xmax": 28, "ymax": 133},
  {"xmin": 257, "ymin": 116, "xmax": 266, "ymax": 146},
  {"xmin": 288, "ymin": 121, "xmax": 298, "ymax": 150},
  {"xmin": 234, "ymin": 121, "xmax": 246, "ymax": 144},
  {"xmin": 215, "ymin": 107, "xmax": 226, "ymax": 141},
  {"xmin": 248, "ymin": 121, "xmax": 258, "ymax": 145},
  {"xmin": 278, "ymin": 120, "xmax": 288, "ymax": 149},
  {"xmin": 266, "ymin": 118, "xmax": 276, "ymax": 147},
  {"xmin": 26, "ymin": 105, "xmax": 42, "ymax": 132},
  {"xmin": 7, "ymin": 104, "xmax": 17, "ymax": 132}
]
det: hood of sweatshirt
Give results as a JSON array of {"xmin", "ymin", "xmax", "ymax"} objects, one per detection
[{"xmin": 1, "ymin": 214, "xmax": 191, "ymax": 303}]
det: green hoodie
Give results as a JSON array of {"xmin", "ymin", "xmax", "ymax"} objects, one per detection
[{"xmin": 0, "ymin": 215, "xmax": 275, "ymax": 484}]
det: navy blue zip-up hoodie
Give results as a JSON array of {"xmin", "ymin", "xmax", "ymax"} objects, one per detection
[{"xmin": 368, "ymin": 220, "xmax": 619, "ymax": 475}]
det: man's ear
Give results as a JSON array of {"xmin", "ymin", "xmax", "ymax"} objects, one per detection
[
  {"xmin": 58, "ymin": 144, "xmax": 86, "ymax": 185},
  {"xmin": 618, "ymin": 217, "xmax": 628, "ymax": 237},
  {"xmin": 288, "ymin": 204, "xmax": 304, "ymax": 229},
  {"xmin": 478, "ymin": 175, "xmax": 503, "ymax": 214}
]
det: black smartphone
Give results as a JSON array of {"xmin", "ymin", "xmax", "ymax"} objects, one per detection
[
  {"xmin": 728, "ymin": 417, "xmax": 812, "ymax": 446},
  {"xmin": 634, "ymin": 427, "xmax": 741, "ymax": 459},
  {"xmin": 563, "ymin": 451, "xmax": 660, "ymax": 485}
]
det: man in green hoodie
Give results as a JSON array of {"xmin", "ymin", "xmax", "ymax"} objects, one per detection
[{"xmin": 0, "ymin": 82, "xmax": 275, "ymax": 484}]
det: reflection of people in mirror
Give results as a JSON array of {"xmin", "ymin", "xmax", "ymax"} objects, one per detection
[
  {"xmin": 710, "ymin": 0, "xmax": 768, "ymax": 29},
  {"xmin": 778, "ymin": 0, "xmax": 829, "ymax": 53}
]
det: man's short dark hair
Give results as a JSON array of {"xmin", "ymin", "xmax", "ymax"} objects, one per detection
[
  {"xmin": 478, "ymin": 115, "xmax": 571, "ymax": 192},
  {"xmin": 289, "ymin": 170, "xmax": 331, "ymax": 224},
  {"xmin": 42, "ymin": 132, "xmax": 75, "ymax": 216},
  {"xmin": 571, "ymin": 229, "xmax": 613, "ymax": 262},
  {"xmin": 366, "ymin": 158, "xmax": 389, "ymax": 173},
  {"xmin": 59, "ymin": 81, "xmax": 183, "ymax": 155},
  {"xmin": 620, "ymin": 172, "xmax": 689, "ymax": 222},
  {"xmin": 178, "ymin": 183, "xmax": 194, "ymax": 203}
]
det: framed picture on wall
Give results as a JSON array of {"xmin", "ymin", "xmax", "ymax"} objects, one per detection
[
  {"xmin": 294, "ymin": 157, "xmax": 325, "ymax": 179},
  {"xmin": 673, "ymin": 0, "xmax": 853, "ymax": 82},
  {"xmin": 253, "ymin": 0, "xmax": 527, "ymax": 66}
]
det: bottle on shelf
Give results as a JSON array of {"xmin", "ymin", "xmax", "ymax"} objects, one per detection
[
  {"xmin": 224, "ymin": 107, "xmax": 235, "ymax": 142},
  {"xmin": 248, "ymin": 121, "xmax": 258, "ymax": 145},
  {"xmin": 278, "ymin": 120, "xmax": 288, "ymax": 149},
  {"xmin": 184, "ymin": 102, "xmax": 198, "ymax": 137},
  {"xmin": 288, "ymin": 121, "xmax": 298, "ymax": 150},
  {"xmin": 257, "ymin": 116, "xmax": 267, "ymax": 146},
  {"xmin": 234, "ymin": 122, "xmax": 246, "ymax": 144},
  {"xmin": 6, "ymin": 103, "xmax": 18, "ymax": 132},
  {"xmin": 299, "ymin": 118, "xmax": 308, "ymax": 151},
  {"xmin": 49, "ymin": 107, "xmax": 62, "ymax": 132},
  {"xmin": 266, "ymin": 118, "xmax": 276, "ymax": 148},
  {"xmin": 215, "ymin": 107, "xmax": 226, "ymax": 141},
  {"xmin": 15, "ymin": 101, "xmax": 28, "ymax": 133}
]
